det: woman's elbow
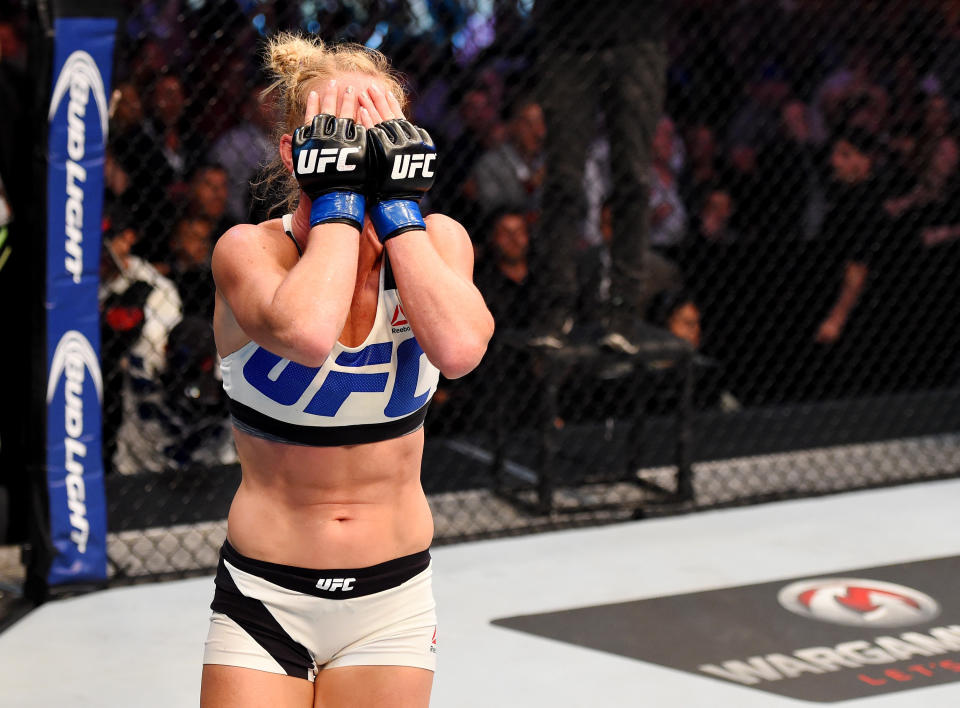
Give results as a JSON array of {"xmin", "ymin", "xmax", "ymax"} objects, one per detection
[
  {"xmin": 437, "ymin": 348, "xmax": 487, "ymax": 379},
  {"xmin": 436, "ymin": 321, "xmax": 494, "ymax": 379},
  {"xmin": 281, "ymin": 325, "xmax": 337, "ymax": 367}
]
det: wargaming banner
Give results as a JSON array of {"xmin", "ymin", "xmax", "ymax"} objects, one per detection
[{"xmin": 494, "ymin": 555, "xmax": 960, "ymax": 703}]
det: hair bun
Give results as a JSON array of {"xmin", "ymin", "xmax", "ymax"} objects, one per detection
[{"xmin": 267, "ymin": 33, "xmax": 324, "ymax": 82}]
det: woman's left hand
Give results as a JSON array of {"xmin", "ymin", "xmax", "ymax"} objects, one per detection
[{"xmin": 357, "ymin": 84, "xmax": 405, "ymax": 127}]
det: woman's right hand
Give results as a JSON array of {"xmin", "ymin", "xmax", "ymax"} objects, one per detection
[{"xmin": 291, "ymin": 80, "xmax": 368, "ymax": 230}]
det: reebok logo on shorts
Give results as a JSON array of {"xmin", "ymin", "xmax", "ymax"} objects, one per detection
[{"xmin": 316, "ymin": 577, "xmax": 356, "ymax": 591}]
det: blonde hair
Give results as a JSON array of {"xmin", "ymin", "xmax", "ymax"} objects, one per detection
[{"xmin": 259, "ymin": 33, "xmax": 408, "ymax": 215}]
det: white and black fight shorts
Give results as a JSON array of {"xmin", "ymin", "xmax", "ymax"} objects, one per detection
[{"xmin": 203, "ymin": 541, "xmax": 437, "ymax": 681}]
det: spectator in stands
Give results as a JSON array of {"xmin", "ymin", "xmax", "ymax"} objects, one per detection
[
  {"xmin": 810, "ymin": 43, "xmax": 888, "ymax": 144},
  {"xmin": 143, "ymin": 72, "xmax": 203, "ymax": 199},
  {"xmin": 681, "ymin": 123, "xmax": 724, "ymax": 213},
  {"xmin": 109, "ymin": 81, "xmax": 174, "ymax": 246},
  {"xmin": 875, "ymin": 133, "xmax": 960, "ymax": 390},
  {"xmin": 798, "ymin": 127, "xmax": 899, "ymax": 398},
  {"xmin": 914, "ymin": 94, "xmax": 956, "ymax": 170},
  {"xmin": 649, "ymin": 116, "xmax": 688, "ymax": 254},
  {"xmin": 193, "ymin": 54, "xmax": 252, "ymax": 139},
  {"xmin": 127, "ymin": 35, "xmax": 168, "ymax": 88},
  {"xmin": 692, "ymin": 188, "xmax": 738, "ymax": 245},
  {"xmin": 467, "ymin": 98, "xmax": 545, "ymax": 220},
  {"xmin": 450, "ymin": 209, "xmax": 538, "ymax": 436},
  {"xmin": 432, "ymin": 86, "xmax": 505, "ymax": 232},
  {"xmin": 208, "ymin": 83, "xmax": 277, "ymax": 223},
  {"xmin": 647, "ymin": 289, "xmax": 701, "ymax": 351},
  {"xmin": 646, "ymin": 288, "xmax": 739, "ymax": 411},
  {"xmin": 111, "ymin": 81, "xmax": 144, "ymax": 133},
  {"xmin": 884, "ymin": 134, "xmax": 960, "ymax": 222},
  {"xmin": 814, "ymin": 128, "xmax": 887, "ymax": 346},
  {"xmin": 103, "ymin": 147, "xmax": 136, "ymax": 216},
  {"xmin": 399, "ymin": 39, "xmax": 461, "ymax": 142},
  {"xmin": 759, "ymin": 99, "xmax": 824, "ymax": 240},
  {"xmin": 474, "ymin": 208, "xmax": 533, "ymax": 331},
  {"xmin": 678, "ymin": 187, "xmax": 763, "ymax": 394},
  {"xmin": 165, "ymin": 216, "xmax": 215, "ymax": 319},
  {"xmin": 182, "ymin": 162, "xmax": 234, "ymax": 240},
  {"xmin": 99, "ymin": 212, "xmax": 183, "ymax": 475},
  {"xmin": 726, "ymin": 63, "xmax": 793, "ymax": 156},
  {"xmin": 455, "ymin": 88, "xmax": 504, "ymax": 160}
]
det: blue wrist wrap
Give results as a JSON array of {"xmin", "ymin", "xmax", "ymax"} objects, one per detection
[
  {"xmin": 371, "ymin": 200, "xmax": 426, "ymax": 243},
  {"xmin": 309, "ymin": 192, "xmax": 365, "ymax": 231}
]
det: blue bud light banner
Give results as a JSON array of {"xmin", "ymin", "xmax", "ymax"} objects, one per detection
[{"xmin": 44, "ymin": 16, "xmax": 116, "ymax": 584}]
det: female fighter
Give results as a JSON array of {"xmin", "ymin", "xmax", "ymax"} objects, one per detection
[{"xmin": 200, "ymin": 34, "xmax": 494, "ymax": 708}]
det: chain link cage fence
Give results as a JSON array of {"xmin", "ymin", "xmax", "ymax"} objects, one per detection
[{"xmin": 4, "ymin": 0, "xmax": 960, "ymax": 588}]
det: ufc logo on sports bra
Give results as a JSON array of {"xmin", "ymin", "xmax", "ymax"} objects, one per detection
[
  {"xmin": 391, "ymin": 153, "xmax": 436, "ymax": 180},
  {"xmin": 242, "ymin": 339, "xmax": 429, "ymax": 418},
  {"xmin": 297, "ymin": 147, "xmax": 360, "ymax": 174}
]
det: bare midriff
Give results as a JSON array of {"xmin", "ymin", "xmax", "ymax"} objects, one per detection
[{"xmin": 226, "ymin": 426, "xmax": 434, "ymax": 569}]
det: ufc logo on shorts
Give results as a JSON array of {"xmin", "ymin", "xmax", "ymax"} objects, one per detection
[
  {"xmin": 316, "ymin": 577, "xmax": 356, "ymax": 591},
  {"xmin": 391, "ymin": 153, "xmax": 436, "ymax": 180},
  {"xmin": 297, "ymin": 147, "xmax": 359, "ymax": 174}
]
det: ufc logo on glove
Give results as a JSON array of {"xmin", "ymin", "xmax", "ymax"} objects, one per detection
[
  {"xmin": 297, "ymin": 147, "xmax": 360, "ymax": 174},
  {"xmin": 390, "ymin": 153, "xmax": 436, "ymax": 180},
  {"xmin": 292, "ymin": 114, "xmax": 437, "ymax": 240}
]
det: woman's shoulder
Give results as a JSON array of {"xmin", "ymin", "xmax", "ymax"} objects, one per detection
[
  {"xmin": 213, "ymin": 218, "xmax": 297, "ymax": 274},
  {"xmin": 424, "ymin": 212, "xmax": 472, "ymax": 248},
  {"xmin": 424, "ymin": 212, "xmax": 469, "ymax": 239},
  {"xmin": 220, "ymin": 217, "xmax": 284, "ymax": 240},
  {"xmin": 216, "ymin": 218, "xmax": 287, "ymax": 255}
]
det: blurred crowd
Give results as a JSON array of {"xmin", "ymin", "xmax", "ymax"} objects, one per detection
[{"xmin": 4, "ymin": 0, "xmax": 960, "ymax": 475}]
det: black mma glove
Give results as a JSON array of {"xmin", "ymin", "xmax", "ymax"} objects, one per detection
[
  {"xmin": 367, "ymin": 119, "xmax": 437, "ymax": 242},
  {"xmin": 292, "ymin": 114, "xmax": 368, "ymax": 231}
]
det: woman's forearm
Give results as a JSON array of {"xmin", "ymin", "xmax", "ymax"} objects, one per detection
[
  {"xmin": 267, "ymin": 223, "xmax": 360, "ymax": 360},
  {"xmin": 385, "ymin": 230, "xmax": 493, "ymax": 378}
]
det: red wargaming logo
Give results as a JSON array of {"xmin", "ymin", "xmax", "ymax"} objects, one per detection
[
  {"xmin": 391, "ymin": 304, "xmax": 408, "ymax": 327},
  {"xmin": 799, "ymin": 586, "xmax": 921, "ymax": 613},
  {"xmin": 779, "ymin": 578, "xmax": 940, "ymax": 628}
]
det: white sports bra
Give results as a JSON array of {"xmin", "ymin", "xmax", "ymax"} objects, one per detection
[{"xmin": 220, "ymin": 214, "xmax": 440, "ymax": 446}]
